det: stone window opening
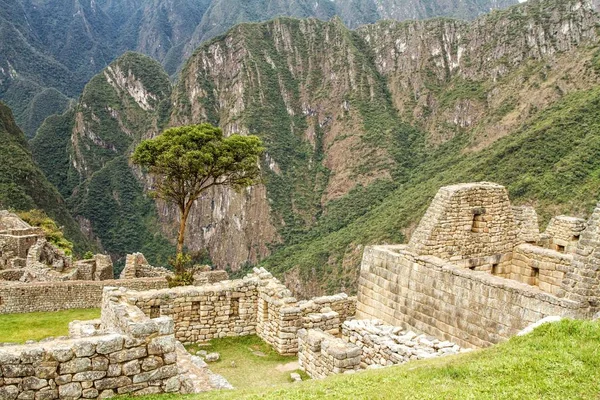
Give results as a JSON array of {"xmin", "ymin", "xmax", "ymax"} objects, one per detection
[
  {"xmin": 262, "ymin": 299, "xmax": 269, "ymax": 322},
  {"xmin": 557, "ymin": 244, "xmax": 565, "ymax": 253},
  {"xmin": 572, "ymin": 235, "xmax": 580, "ymax": 242},
  {"xmin": 230, "ymin": 297, "xmax": 240, "ymax": 317},
  {"xmin": 469, "ymin": 266, "xmax": 476, "ymax": 271},
  {"xmin": 471, "ymin": 208, "xmax": 487, "ymax": 233},
  {"xmin": 491, "ymin": 264, "xmax": 499, "ymax": 276},
  {"xmin": 149, "ymin": 305, "xmax": 160, "ymax": 319},
  {"xmin": 532, "ymin": 267, "xmax": 540, "ymax": 286},
  {"xmin": 192, "ymin": 301, "xmax": 200, "ymax": 313}
]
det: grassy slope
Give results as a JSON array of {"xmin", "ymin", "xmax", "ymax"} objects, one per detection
[
  {"xmin": 127, "ymin": 319, "xmax": 600, "ymax": 399},
  {"xmin": 260, "ymin": 85, "xmax": 600, "ymax": 293},
  {"xmin": 0, "ymin": 101, "xmax": 95, "ymax": 254},
  {"xmin": 0, "ymin": 309, "xmax": 100, "ymax": 343}
]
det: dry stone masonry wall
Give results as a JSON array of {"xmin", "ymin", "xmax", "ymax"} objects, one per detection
[
  {"xmin": 357, "ymin": 182, "xmax": 600, "ymax": 348},
  {"xmin": 0, "ymin": 278, "xmax": 168, "ymax": 314},
  {"xmin": 120, "ymin": 268, "xmax": 356, "ymax": 355},
  {"xmin": 0, "ymin": 286, "xmax": 222, "ymax": 399},
  {"xmin": 297, "ymin": 329, "xmax": 361, "ymax": 379}
]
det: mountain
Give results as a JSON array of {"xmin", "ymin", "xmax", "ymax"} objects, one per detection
[
  {"xmin": 31, "ymin": 52, "xmax": 175, "ymax": 266},
  {"xmin": 0, "ymin": 100, "xmax": 93, "ymax": 254},
  {"xmin": 0, "ymin": 0, "xmax": 515, "ymax": 137},
  {"xmin": 30, "ymin": 0, "xmax": 600, "ymax": 296}
]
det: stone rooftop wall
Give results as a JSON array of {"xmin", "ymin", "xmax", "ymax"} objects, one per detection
[
  {"xmin": 540, "ymin": 215, "xmax": 587, "ymax": 254},
  {"xmin": 512, "ymin": 206, "xmax": 540, "ymax": 243}
]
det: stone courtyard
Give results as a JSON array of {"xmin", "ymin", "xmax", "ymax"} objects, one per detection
[{"xmin": 2, "ymin": 181, "xmax": 600, "ymax": 397}]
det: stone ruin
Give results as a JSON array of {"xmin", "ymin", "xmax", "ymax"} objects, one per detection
[
  {"xmin": 119, "ymin": 253, "xmax": 172, "ymax": 280},
  {"xmin": 357, "ymin": 182, "xmax": 600, "ymax": 348},
  {"xmin": 3, "ymin": 181, "xmax": 600, "ymax": 396},
  {"xmin": 0, "ymin": 211, "xmax": 113, "ymax": 283}
]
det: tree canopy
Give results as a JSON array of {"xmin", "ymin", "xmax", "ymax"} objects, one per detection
[{"xmin": 132, "ymin": 123, "xmax": 264, "ymax": 275}]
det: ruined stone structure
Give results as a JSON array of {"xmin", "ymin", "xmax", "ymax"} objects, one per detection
[
  {"xmin": 0, "ymin": 286, "xmax": 230, "ymax": 399},
  {"xmin": 119, "ymin": 254, "xmax": 172, "ymax": 280},
  {"xmin": 3, "ymin": 181, "xmax": 600, "ymax": 392},
  {"xmin": 356, "ymin": 182, "xmax": 600, "ymax": 348},
  {"xmin": 0, "ymin": 211, "xmax": 114, "ymax": 283},
  {"xmin": 120, "ymin": 268, "xmax": 356, "ymax": 355}
]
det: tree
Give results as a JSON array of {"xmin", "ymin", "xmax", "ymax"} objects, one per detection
[{"xmin": 131, "ymin": 124, "xmax": 264, "ymax": 274}]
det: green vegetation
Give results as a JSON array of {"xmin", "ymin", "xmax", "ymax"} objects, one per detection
[
  {"xmin": 261, "ymin": 87, "xmax": 600, "ymax": 292},
  {"xmin": 31, "ymin": 53, "xmax": 176, "ymax": 267},
  {"xmin": 17, "ymin": 209, "xmax": 74, "ymax": 256},
  {"xmin": 0, "ymin": 309, "xmax": 100, "ymax": 343},
  {"xmin": 0, "ymin": 101, "xmax": 94, "ymax": 255},
  {"xmin": 132, "ymin": 124, "xmax": 264, "ymax": 273},
  {"xmin": 125, "ymin": 319, "xmax": 600, "ymax": 399},
  {"xmin": 69, "ymin": 156, "xmax": 174, "ymax": 267},
  {"xmin": 185, "ymin": 335, "xmax": 308, "ymax": 389}
]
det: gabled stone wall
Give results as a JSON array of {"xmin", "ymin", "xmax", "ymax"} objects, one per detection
[{"xmin": 407, "ymin": 182, "xmax": 519, "ymax": 269}]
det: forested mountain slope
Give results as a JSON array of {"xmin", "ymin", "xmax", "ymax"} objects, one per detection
[
  {"xmin": 0, "ymin": 0, "xmax": 515, "ymax": 136},
  {"xmin": 0, "ymin": 101, "xmax": 93, "ymax": 253},
  {"xmin": 29, "ymin": 0, "xmax": 600, "ymax": 295}
]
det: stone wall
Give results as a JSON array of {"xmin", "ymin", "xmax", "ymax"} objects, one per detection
[
  {"xmin": 512, "ymin": 206, "xmax": 540, "ymax": 243},
  {"xmin": 508, "ymin": 244, "xmax": 571, "ymax": 295},
  {"xmin": 255, "ymin": 269, "xmax": 356, "ymax": 355},
  {"xmin": 0, "ymin": 289, "xmax": 182, "ymax": 399},
  {"xmin": 356, "ymin": 245, "xmax": 584, "ymax": 348},
  {"xmin": 541, "ymin": 215, "xmax": 586, "ymax": 254},
  {"xmin": 407, "ymin": 182, "xmax": 519, "ymax": 269},
  {"xmin": 120, "ymin": 253, "xmax": 172, "ymax": 279},
  {"xmin": 0, "ymin": 279, "xmax": 168, "ymax": 314},
  {"xmin": 297, "ymin": 329, "xmax": 361, "ymax": 379},
  {"xmin": 128, "ymin": 278, "xmax": 259, "ymax": 344},
  {"xmin": 113, "ymin": 268, "xmax": 356, "ymax": 355}
]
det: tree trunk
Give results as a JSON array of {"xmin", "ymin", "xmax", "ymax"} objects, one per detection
[{"xmin": 176, "ymin": 205, "xmax": 191, "ymax": 275}]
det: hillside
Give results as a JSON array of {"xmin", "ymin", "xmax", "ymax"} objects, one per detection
[
  {"xmin": 130, "ymin": 319, "xmax": 600, "ymax": 399},
  {"xmin": 0, "ymin": 101, "xmax": 93, "ymax": 254},
  {"xmin": 31, "ymin": 52, "xmax": 175, "ymax": 266},
  {"xmin": 0, "ymin": 0, "xmax": 514, "ymax": 137},
  {"xmin": 29, "ymin": 0, "xmax": 600, "ymax": 293}
]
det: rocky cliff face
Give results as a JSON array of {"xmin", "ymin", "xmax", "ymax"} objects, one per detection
[{"xmin": 30, "ymin": 0, "xmax": 600, "ymax": 293}]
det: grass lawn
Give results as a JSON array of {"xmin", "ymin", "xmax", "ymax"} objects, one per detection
[
  {"xmin": 123, "ymin": 319, "xmax": 600, "ymax": 400},
  {"xmin": 185, "ymin": 335, "xmax": 309, "ymax": 389},
  {"xmin": 0, "ymin": 308, "xmax": 100, "ymax": 343}
]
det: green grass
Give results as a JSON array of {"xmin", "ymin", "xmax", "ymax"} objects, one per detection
[
  {"xmin": 0, "ymin": 308, "xmax": 100, "ymax": 343},
  {"xmin": 185, "ymin": 335, "xmax": 308, "ymax": 389},
  {"xmin": 123, "ymin": 319, "xmax": 600, "ymax": 399}
]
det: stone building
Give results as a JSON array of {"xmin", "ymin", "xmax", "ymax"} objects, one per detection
[
  {"xmin": 356, "ymin": 182, "xmax": 600, "ymax": 348},
  {"xmin": 0, "ymin": 211, "xmax": 114, "ymax": 282}
]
